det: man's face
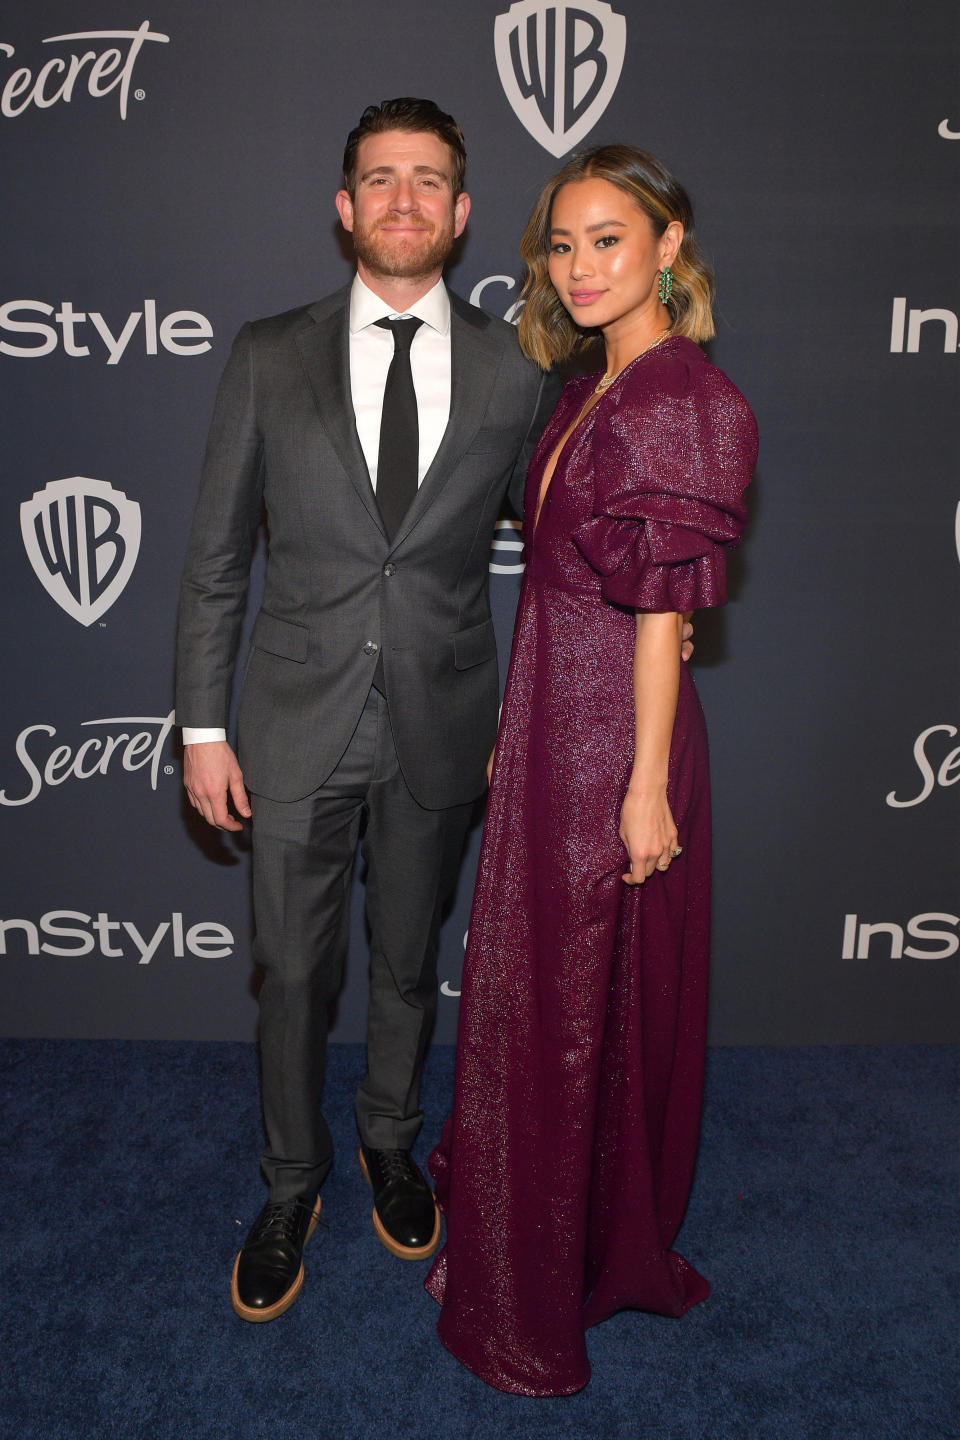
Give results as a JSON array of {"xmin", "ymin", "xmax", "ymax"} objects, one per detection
[{"xmin": 336, "ymin": 129, "xmax": 470, "ymax": 285}]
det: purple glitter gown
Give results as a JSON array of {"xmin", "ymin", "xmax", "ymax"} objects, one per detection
[{"xmin": 426, "ymin": 335, "xmax": 757, "ymax": 1396}]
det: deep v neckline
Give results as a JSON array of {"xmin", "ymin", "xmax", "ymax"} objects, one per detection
[
  {"xmin": 532, "ymin": 339, "xmax": 681, "ymax": 539},
  {"xmin": 532, "ymin": 386, "xmax": 603, "ymax": 538}
]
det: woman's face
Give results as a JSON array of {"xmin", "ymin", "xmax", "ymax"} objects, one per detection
[{"xmin": 547, "ymin": 177, "xmax": 680, "ymax": 336}]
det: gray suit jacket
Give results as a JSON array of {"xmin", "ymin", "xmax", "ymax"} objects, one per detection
[{"xmin": 175, "ymin": 285, "xmax": 560, "ymax": 808}]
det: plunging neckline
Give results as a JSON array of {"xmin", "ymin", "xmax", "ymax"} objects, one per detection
[
  {"xmin": 532, "ymin": 387, "xmax": 602, "ymax": 538},
  {"xmin": 532, "ymin": 338, "xmax": 680, "ymax": 539}
]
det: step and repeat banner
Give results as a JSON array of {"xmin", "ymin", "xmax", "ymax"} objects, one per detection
[{"xmin": 1, "ymin": 1, "xmax": 956, "ymax": 1044}]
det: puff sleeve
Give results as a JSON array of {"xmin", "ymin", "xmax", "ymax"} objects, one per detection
[{"xmin": 573, "ymin": 351, "xmax": 757, "ymax": 611}]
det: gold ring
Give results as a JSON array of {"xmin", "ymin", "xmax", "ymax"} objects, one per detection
[{"xmin": 671, "ymin": 846, "xmax": 683, "ymax": 858}]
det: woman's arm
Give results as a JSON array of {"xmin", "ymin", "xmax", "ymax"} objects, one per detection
[
  {"xmin": 619, "ymin": 610, "xmax": 684, "ymax": 885},
  {"xmin": 486, "ymin": 610, "xmax": 693, "ymax": 794}
]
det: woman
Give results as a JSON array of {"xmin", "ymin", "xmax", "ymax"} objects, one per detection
[{"xmin": 426, "ymin": 145, "xmax": 758, "ymax": 1395}]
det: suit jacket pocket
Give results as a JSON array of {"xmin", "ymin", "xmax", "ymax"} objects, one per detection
[
  {"xmin": 249, "ymin": 611, "xmax": 309, "ymax": 663},
  {"xmin": 453, "ymin": 618, "xmax": 496, "ymax": 670}
]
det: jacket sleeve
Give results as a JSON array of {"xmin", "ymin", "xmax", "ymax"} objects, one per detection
[
  {"xmin": 506, "ymin": 364, "xmax": 565, "ymax": 519},
  {"xmin": 573, "ymin": 356, "xmax": 757, "ymax": 611},
  {"xmin": 175, "ymin": 323, "xmax": 264, "ymax": 729}
]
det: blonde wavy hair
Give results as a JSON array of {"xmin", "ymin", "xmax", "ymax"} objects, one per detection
[{"xmin": 517, "ymin": 144, "xmax": 715, "ymax": 368}]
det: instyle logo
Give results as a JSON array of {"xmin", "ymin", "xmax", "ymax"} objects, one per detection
[
  {"xmin": 494, "ymin": 0, "xmax": 626, "ymax": 157},
  {"xmin": 939, "ymin": 119, "xmax": 960, "ymax": 138},
  {"xmin": 885, "ymin": 724, "xmax": 959, "ymax": 809},
  {"xmin": 842, "ymin": 912, "xmax": 959, "ymax": 961},
  {"xmin": 21, "ymin": 478, "xmax": 141, "ymax": 626},
  {"xmin": 0, "ymin": 299, "xmax": 213, "ymax": 363},
  {"xmin": 889, "ymin": 298, "xmax": 959, "ymax": 353},
  {"xmin": 0, "ymin": 711, "xmax": 175, "ymax": 807},
  {"xmin": 0, "ymin": 911, "xmax": 233, "ymax": 964},
  {"xmin": 0, "ymin": 21, "xmax": 169, "ymax": 120}
]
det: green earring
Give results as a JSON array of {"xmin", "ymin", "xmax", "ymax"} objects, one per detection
[{"xmin": 657, "ymin": 266, "xmax": 674, "ymax": 305}]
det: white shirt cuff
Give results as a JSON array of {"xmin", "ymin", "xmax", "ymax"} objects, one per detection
[{"xmin": 182, "ymin": 727, "xmax": 227, "ymax": 745}]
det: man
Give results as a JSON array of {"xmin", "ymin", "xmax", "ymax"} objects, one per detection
[{"xmin": 175, "ymin": 99, "xmax": 561, "ymax": 1322}]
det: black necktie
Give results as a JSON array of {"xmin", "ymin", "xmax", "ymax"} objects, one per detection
[{"xmin": 375, "ymin": 316, "xmax": 422, "ymax": 542}]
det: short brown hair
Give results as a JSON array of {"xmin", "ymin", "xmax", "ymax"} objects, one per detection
[
  {"xmin": 517, "ymin": 144, "xmax": 716, "ymax": 368},
  {"xmin": 341, "ymin": 98, "xmax": 467, "ymax": 197}
]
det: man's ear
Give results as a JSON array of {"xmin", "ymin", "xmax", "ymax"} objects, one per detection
[
  {"xmin": 453, "ymin": 191, "xmax": 471, "ymax": 239},
  {"xmin": 335, "ymin": 189, "xmax": 355, "ymax": 233}
]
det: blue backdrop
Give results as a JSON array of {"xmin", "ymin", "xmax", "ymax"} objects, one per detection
[{"xmin": 1, "ymin": 0, "xmax": 956, "ymax": 1043}]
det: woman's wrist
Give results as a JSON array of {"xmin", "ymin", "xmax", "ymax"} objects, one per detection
[{"xmin": 626, "ymin": 773, "xmax": 668, "ymax": 797}]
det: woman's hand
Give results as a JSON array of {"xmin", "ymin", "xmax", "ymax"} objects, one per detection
[
  {"xmin": 623, "ymin": 611, "xmax": 683, "ymax": 883},
  {"xmin": 486, "ymin": 746, "xmax": 496, "ymax": 786},
  {"xmin": 681, "ymin": 611, "xmax": 694, "ymax": 662},
  {"xmin": 619, "ymin": 786, "xmax": 679, "ymax": 885}
]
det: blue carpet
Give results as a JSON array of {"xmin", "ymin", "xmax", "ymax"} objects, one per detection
[{"xmin": 0, "ymin": 1041, "xmax": 955, "ymax": 1439}]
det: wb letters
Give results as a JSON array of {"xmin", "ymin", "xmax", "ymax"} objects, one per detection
[
  {"xmin": 21, "ymin": 478, "xmax": 141, "ymax": 626},
  {"xmin": 495, "ymin": 0, "xmax": 626, "ymax": 157}
]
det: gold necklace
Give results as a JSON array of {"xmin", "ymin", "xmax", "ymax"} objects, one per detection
[{"xmin": 594, "ymin": 329, "xmax": 673, "ymax": 395}]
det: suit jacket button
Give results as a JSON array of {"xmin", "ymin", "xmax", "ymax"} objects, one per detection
[
  {"xmin": 363, "ymin": 640, "xmax": 379, "ymax": 656},
  {"xmin": 382, "ymin": 563, "xmax": 396, "ymax": 577}
]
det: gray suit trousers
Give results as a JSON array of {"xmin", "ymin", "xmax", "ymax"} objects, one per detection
[{"xmin": 250, "ymin": 687, "xmax": 474, "ymax": 1201}]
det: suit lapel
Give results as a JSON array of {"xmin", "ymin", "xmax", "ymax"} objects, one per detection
[
  {"xmin": 295, "ymin": 286, "xmax": 504, "ymax": 548},
  {"xmin": 296, "ymin": 292, "xmax": 386, "ymax": 537},
  {"xmin": 390, "ymin": 293, "xmax": 501, "ymax": 549}
]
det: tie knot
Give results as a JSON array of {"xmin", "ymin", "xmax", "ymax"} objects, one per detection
[{"xmin": 376, "ymin": 316, "xmax": 423, "ymax": 353}]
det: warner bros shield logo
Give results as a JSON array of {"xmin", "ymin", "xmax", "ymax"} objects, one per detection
[
  {"xmin": 21, "ymin": 477, "xmax": 141, "ymax": 626},
  {"xmin": 494, "ymin": 0, "xmax": 626, "ymax": 157}
]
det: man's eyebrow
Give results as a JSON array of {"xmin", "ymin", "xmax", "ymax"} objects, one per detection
[
  {"xmin": 359, "ymin": 164, "xmax": 450, "ymax": 182},
  {"xmin": 549, "ymin": 219, "xmax": 628, "ymax": 236}
]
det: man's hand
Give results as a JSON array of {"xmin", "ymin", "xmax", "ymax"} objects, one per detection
[
  {"xmin": 183, "ymin": 741, "xmax": 251, "ymax": 832},
  {"xmin": 681, "ymin": 611, "xmax": 694, "ymax": 663}
]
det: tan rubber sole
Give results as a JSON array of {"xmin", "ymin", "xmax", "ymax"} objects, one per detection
[
  {"xmin": 230, "ymin": 1193, "xmax": 323, "ymax": 1322},
  {"xmin": 358, "ymin": 1148, "xmax": 441, "ymax": 1260}
]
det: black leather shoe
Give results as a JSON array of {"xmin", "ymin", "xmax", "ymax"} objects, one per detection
[
  {"xmin": 358, "ymin": 1145, "xmax": 441, "ymax": 1259},
  {"xmin": 230, "ymin": 1194, "xmax": 322, "ymax": 1322}
]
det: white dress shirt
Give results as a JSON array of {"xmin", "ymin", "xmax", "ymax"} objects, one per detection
[
  {"xmin": 181, "ymin": 274, "xmax": 453, "ymax": 746},
  {"xmin": 348, "ymin": 272, "xmax": 451, "ymax": 488}
]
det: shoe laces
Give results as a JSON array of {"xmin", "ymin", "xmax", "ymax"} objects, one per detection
[
  {"xmin": 375, "ymin": 1149, "xmax": 416, "ymax": 1185},
  {"xmin": 253, "ymin": 1198, "xmax": 316, "ymax": 1243}
]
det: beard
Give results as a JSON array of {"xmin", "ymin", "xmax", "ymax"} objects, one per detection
[{"xmin": 351, "ymin": 211, "xmax": 457, "ymax": 280}]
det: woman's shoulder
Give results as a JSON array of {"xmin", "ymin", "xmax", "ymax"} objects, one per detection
[{"xmin": 616, "ymin": 336, "xmax": 756, "ymax": 432}]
